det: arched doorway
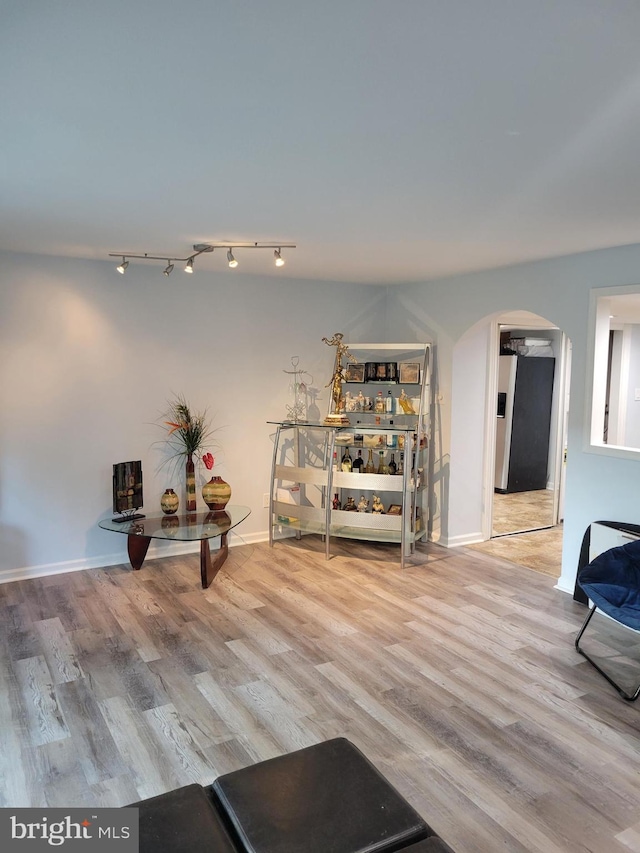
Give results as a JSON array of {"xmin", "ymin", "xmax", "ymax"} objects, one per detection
[{"xmin": 448, "ymin": 310, "xmax": 571, "ymax": 576}]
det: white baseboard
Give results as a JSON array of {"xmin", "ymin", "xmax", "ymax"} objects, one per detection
[
  {"xmin": 0, "ymin": 529, "xmax": 271, "ymax": 586},
  {"xmin": 554, "ymin": 577, "xmax": 576, "ymax": 596},
  {"xmin": 440, "ymin": 532, "xmax": 484, "ymax": 548}
]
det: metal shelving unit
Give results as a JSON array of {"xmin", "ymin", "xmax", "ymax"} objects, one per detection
[{"xmin": 268, "ymin": 343, "xmax": 431, "ymax": 568}]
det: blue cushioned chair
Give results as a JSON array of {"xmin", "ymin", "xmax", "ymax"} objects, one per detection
[{"xmin": 576, "ymin": 538, "xmax": 640, "ymax": 701}]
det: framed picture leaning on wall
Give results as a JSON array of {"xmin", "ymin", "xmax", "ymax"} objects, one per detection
[
  {"xmin": 399, "ymin": 362, "xmax": 420, "ymax": 384},
  {"xmin": 345, "ymin": 363, "xmax": 365, "ymax": 382}
]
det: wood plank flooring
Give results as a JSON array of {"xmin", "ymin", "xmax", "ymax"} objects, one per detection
[{"xmin": 1, "ymin": 536, "xmax": 640, "ymax": 852}]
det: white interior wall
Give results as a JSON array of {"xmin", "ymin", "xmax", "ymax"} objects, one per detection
[
  {"xmin": 0, "ymin": 251, "xmax": 385, "ymax": 582},
  {"xmin": 607, "ymin": 329, "xmax": 625, "ymax": 445},
  {"xmin": 624, "ymin": 324, "xmax": 640, "ymax": 448},
  {"xmin": 387, "ymin": 243, "xmax": 640, "ymax": 594},
  {"xmin": 447, "ymin": 321, "xmax": 491, "ymax": 546}
]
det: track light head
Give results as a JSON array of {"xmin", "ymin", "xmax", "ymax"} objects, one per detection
[
  {"xmin": 116, "ymin": 257, "xmax": 129, "ymax": 274},
  {"xmin": 227, "ymin": 249, "xmax": 238, "ymax": 268},
  {"xmin": 274, "ymin": 248, "xmax": 285, "ymax": 267},
  {"xmin": 184, "ymin": 257, "xmax": 194, "ymax": 274},
  {"xmin": 163, "ymin": 261, "xmax": 174, "ymax": 277}
]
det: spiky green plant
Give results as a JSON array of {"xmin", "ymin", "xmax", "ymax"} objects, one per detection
[{"xmin": 156, "ymin": 394, "xmax": 218, "ymax": 476}]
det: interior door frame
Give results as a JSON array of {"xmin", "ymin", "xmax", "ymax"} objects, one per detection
[{"xmin": 482, "ymin": 320, "xmax": 570, "ymax": 541}]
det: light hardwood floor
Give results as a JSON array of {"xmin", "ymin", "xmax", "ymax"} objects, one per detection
[{"xmin": 2, "ymin": 537, "xmax": 640, "ymax": 852}]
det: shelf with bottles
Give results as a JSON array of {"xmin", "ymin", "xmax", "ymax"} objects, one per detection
[
  {"xmin": 268, "ymin": 342, "xmax": 430, "ymax": 568},
  {"xmin": 342, "ymin": 387, "xmax": 425, "ymax": 419}
]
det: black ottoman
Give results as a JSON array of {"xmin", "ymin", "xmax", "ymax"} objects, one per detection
[
  {"xmin": 211, "ymin": 737, "xmax": 432, "ymax": 853},
  {"xmin": 131, "ymin": 783, "xmax": 238, "ymax": 853}
]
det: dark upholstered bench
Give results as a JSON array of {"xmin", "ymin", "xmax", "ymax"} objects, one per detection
[{"xmin": 130, "ymin": 737, "xmax": 454, "ymax": 852}]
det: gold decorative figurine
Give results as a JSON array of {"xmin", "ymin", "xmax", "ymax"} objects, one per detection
[{"xmin": 322, "ymin": 332, "xmax": 356, "ymax": 425}]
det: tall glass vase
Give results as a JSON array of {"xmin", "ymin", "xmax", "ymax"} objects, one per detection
[{"xmin": 185, "ymin": 454, "xmax": 197, "ymax": 511}]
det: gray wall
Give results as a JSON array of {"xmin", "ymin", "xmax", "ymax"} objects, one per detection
[{"xmin": 0, "ymin": 251, "xmax": 386, "ymax": 581}]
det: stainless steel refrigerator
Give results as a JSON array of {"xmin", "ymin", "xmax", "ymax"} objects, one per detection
[{"xmin": 495, "ymin": 354, "xmax": 555, "ymax": 493}]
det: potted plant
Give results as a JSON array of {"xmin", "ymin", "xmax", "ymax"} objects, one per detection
[{"xmin": 158, "ymin": 395, "xmax": 219, "ymax": 511}]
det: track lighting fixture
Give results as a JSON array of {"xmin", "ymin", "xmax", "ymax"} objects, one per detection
[{"xmin": 109, "ymin": 241, "xmax": 295, "ymax": 275}]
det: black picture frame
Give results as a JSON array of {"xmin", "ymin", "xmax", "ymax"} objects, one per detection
[{"xmin": 112, "ymin": 461, "xmax": 144, "ymax": 519}]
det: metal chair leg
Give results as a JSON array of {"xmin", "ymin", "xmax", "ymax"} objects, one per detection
[{"xmin": 575, "ymin": 604, "xmax": 640, "ymax": 701}]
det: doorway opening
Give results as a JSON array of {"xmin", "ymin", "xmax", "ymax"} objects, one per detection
[
  {"xmin": 473, "ymin": 313, "xmax": 572, "ymax": 578},
  {"xmin": 487, "ymin": 312, "xmax": 570, "ymax": 539},
  {"xmin": 489, "ymin": 317, "xmax": 570, "ymax": 540}
]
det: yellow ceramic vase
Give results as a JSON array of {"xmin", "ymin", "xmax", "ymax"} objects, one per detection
[{"xmin": 202, "ymin": 476, "xmax": 231, "ymax": 511}]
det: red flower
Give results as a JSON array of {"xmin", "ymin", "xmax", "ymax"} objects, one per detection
[{"xmin": 202, "ymin": 452, "xmax": 215, "ymax": 470}]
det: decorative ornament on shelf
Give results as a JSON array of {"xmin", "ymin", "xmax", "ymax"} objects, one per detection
[
  {"xmin": 283, "ymin": 356, "xmax": 313, "ymax": 423},
  {"xmin": 398, "ymin": 389, "xmax": 416, "ymax": 414},
  {"xmin": 201, "ymin": 451, "xmax": 232, "ymax": 511},
  {"xmin": 157, "ymin": 394, "xmax": 219, "ymax": 512},
  {"xmin": 322, "ymin": 332, "xmax": 357, "ymax": 426}
]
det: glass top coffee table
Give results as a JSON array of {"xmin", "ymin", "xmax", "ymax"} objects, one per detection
[{"xmin": 98, "ymin": 506, "xmax": 251, "ymax": 588}]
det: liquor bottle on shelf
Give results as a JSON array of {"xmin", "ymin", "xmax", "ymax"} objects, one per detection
[
  {"xmin": 398, "ymin": 452, "xmax": 404, "ymax": 475},
  {"xmin": 333, "ymin": 451, "xmax": 338, "ymax": 471},
  {"xmin": 341, "ymin": 447, "xmax": 353, "ymax": 472},
  {"xmin": 374, "ymin": 391, "xmax": 385, "ymax": 413},
  {"xmin": 365, "ymin": 449, "xmax": 375, "ymax": 473},
  {"xmin": 386, "ymin": 422, "xmax": 397, "ymax": 449},
  {"xmin": 332, "ymin": 493, "xmax": 341, "ymax": 509},
  {"xmin": 388, "ymin": 453, "xmax": 397, "ymax": 475},
  {"xmin": 377, "ymin": 451, "xmax": 387, "ymax": 475},
  {"xmin": 386, "ymin": 390, "xmax": 394, "ymax": 413},
  {"xmin": 352, "ymin": 449, "xmax": 364, "ymax": 472}
]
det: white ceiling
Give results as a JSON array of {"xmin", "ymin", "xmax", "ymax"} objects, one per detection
[{"xmin": 3, "ymin": 0, "xmax": 640, "ymax": 284}]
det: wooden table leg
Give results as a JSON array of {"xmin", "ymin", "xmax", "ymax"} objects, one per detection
[
  {"xmin": 127, "ymin": 535, "xmax": 151, "ymax": 570},
  {"xmin": 200, "ymin": 533, "xmax": 229, "ymax": 588}
]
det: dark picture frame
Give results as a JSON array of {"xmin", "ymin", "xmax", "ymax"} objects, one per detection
[
  {"xmin": 399, "ymin": 362, "xmax": 420, "ymax": 384},
  {"xmin": 387, "ymin": 504, "xmax": 402, "ymax": 515},
  {"xmin": 112, "ymin": 460, "xmax": 144, "ymax": 519},
  {"xmin": 345, "ymin": 363, "xmax": 365, "ymax": 382}
]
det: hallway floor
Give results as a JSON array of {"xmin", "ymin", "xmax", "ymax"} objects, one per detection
[
  {"xmin": 468, "ymin": 488, "xmax": 562, "ymax": 579},
  {"xmin": 468, "ymin": 525, "xmax": 563, "ymax": 579},
  {"xmin": 491, "ymin": 488, "xmax": 555, "ymax": 536}
]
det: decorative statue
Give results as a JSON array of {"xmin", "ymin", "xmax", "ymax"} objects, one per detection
[
  {"xmin": 357, "ymin": 495, "xmax": 369, "ymax": 513},
  {"xmin": 372, "ymin": 494, "xmax": 385, "ymax": 514},
  {"xmin": 398, "ymin": 389, "xmax": 416, "ymax": 414},
  {"xmin": 322, "ymin": 333, "xmax": 356, "ymax": 425},
  {"xmin": 343, "ymin": 496, "xmax": 357, "ymax": 511}
]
